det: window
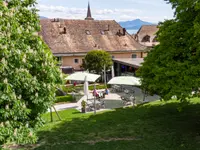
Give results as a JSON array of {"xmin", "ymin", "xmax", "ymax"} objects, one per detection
[
  {"xmin": 100, "ymin": 30, "xmax": 105, "ymax": 35},
  {"xmin": 74, "ymin": 59, "xmax": 79, "ymax": 63},
  {"xmin": 85, "ymin": 30, "xmax": 91, "ymax": 35},
  {"xmin": 142, "ymin": 35, "xmax": 150, "ymax": 42},
  {"xmin": 132, "ymin": 54, "xmax": 137, "ymax": 58},
  {"xmin": 56, "ymin": 56, "xmax": 62, "ymax": 66}
]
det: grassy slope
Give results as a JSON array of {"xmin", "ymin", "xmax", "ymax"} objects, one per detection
[{"xmin": 35, "ymin": 98, "xmax": 200, "ymax": 150}]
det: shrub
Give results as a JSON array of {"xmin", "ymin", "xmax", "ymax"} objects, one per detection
[
  {"xmin": 55, "ymin": 88, "xmax": 66, "ymax": 96},
  {"xmin": 55, "ymin": 95, "xmax": 74, "ymax": 103},
  {"xmin": 62, "ymin": 84, "xmax": 110, "ymax": 94},
  {"xmin": 62, "ymin": 86, "xmax": 76, "ymax": 93},
  {"xmin": 0, "ymin": 0, "xmax": 62, "ymax": 145},
  {"xmin": 89, "ymin": 84, "xmax": 106, "ymax": 90}
]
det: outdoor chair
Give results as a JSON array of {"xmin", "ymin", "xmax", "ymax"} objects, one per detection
[
  {"xmin": 124, "ymin": 89, "xmax": 129, "ymax": 94},
  {"xmin": 98, "ymin": 92, "xmax": 104, "ymax": 98},
  {"xmin": 100, "ymin": 100, "xmax": 105, "ymax": 109},
  {"xmin": 96, "ymin": 103, "xmax": 101, "ymax": 110},
  {"xmin": 111, "ymin": 85, "xmax": 122, "ymax": 93},
  {"xmin": 121, "ymin": 94, "xmax": 135, "ymax": 105},
  {"xmin": 86, "ymin": 103, "xmax": 93, "ymax": 112}
]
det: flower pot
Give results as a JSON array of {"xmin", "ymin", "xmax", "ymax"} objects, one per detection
[{"xmin": 81, "ymin": 108, "xmax": 86, "ymax": 113}]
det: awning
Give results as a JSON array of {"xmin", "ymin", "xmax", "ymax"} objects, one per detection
[
  {"xmin": 108, "ymin": 76, "xmax": 141, "ymax": 86},
  {"xmin": 65, "ymin": 72, "xmax": 100, "ymax": 82}
]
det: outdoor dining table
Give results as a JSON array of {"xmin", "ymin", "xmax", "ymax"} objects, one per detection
[{"xmin": 87, "ymin": 100, "xmax": 101, "ymax": 105}]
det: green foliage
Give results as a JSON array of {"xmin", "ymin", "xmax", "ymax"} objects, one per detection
[
  {"xmin": 62, "ymin": 84, "xmax": 107, "ymax": 93},
  {"xmin": 88, "ymin": 84, "xmax": 107, "ymax": 90},
  {"xmin": 137, "ymin": 0, "xmax": 200, "ymax": 101},
  {"xmin": 36, "ymin": 98, "xmax": 200, "ymax": 149},
  {"xmin": 61, "ymin": 85, "xmax": 76, "ymax": 93},
  {"xmin": 0, "ymin": 0, "xmax": 61, "ymax": 145},
  {"xmin": 82, "ymin": 50, "xmax": 113, "ymax": 74},
  {"xmin": 55, "ymin": 95, "xmax": 74, "ymax": 103},
  {"xmin": 81, "ymin": 100, "xmax": 86, "ymax": 109},
  {"xmin": 61, "ymin": 73, "xmax": 68, "ymax": 85}
]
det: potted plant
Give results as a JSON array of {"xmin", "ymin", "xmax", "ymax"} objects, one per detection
[{"xmin": 81, "ymin": 100, "xmax": 86, "ymax": 113}]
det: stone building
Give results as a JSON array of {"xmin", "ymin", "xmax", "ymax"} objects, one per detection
[
  {"xmin": 134, "ymin": 25, "xmax": 159, "ymax": 48},
  {"xmin": 39, "ymin": 3, "xmax": 147, "ymax": 73}
]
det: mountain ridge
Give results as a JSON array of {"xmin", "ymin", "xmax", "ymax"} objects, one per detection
[
  {"xmin": 40, "ymin": 16, "xmax": 48, "ymax": 19},
  {"xmin": 119, "ymin": 19, "xmax": 155, "ymax": 30}
]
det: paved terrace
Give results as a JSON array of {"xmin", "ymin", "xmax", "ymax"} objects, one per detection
[
  {"xmin": 49, "ymin": 91, "xmax": 123, "ymax": 112},
  {"xmin": 50, "ymin": 87, "xmax": 160, "ymax": 112}
]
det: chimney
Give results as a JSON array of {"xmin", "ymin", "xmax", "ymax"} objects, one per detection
[
  {"xmin": 123, "ymin": 28, "xmax": 126, "ymax": 36},
  {"xmin": 63, "ymin": 27, "xmax": 66, "ymax": 34},
  {"xmin": 118, "ymin": 29, "xmax": 121, "ymax": 36},
  {"xmin": 108, "ymin": 25, "xmax": 110, "ymax": 31}
]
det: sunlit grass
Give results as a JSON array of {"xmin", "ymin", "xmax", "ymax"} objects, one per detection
[{"xmin": 34, "ymin": 98, "xmax": 200, "ymax": 150}]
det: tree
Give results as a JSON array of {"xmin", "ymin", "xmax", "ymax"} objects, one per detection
[
  {"xmin": 0, "ymin": 0, "xmax": 62, "ymax": 145},
  {"xmin": 82, "ymin": 50, "xmax": 113, "ymax": 74},
  {"xmin": 137, "ymin": 0, "xmax": 200, "ymax": 101}
]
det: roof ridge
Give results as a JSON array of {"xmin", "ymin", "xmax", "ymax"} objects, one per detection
[{"xmin": 39, "ymin": 19, "xmax": 147, "ymax": 53}]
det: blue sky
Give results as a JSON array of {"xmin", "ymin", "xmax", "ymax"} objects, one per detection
[{"xmin": 37, "ymin": 0, "xmax": 174, "ymax": 23}]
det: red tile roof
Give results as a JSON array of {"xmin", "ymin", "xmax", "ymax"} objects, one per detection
[
  {"xmin": 39, "ymin": 19, "xmax": 146, "ymax": 54},
  {"xmin": 136, "ymin": 25, "xmax": 159, "ymax": 40}
]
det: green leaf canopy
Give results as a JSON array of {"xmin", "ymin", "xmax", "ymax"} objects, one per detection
[
  {"xmin": 82, "ymin": 50, "xmax": 113, "ymax": 74},
  {"xmin": 0, "ymin": 0, "xmax": 62, "ymax": 144},
  {"xmin": 137, "ymin": 0, "xmax": 200, "ymax": 101}
]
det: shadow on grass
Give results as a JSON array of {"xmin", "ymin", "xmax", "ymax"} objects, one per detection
[
  {"xmin": 72, "ymin": 111, "xmax": 82, "ymax": 114},
  {"xmin": 35, "ymin": 101, "xmax": 200, "ymax": 150}
]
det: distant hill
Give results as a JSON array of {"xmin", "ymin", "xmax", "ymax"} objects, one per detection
[
  {"xmin": 119, "ymin": 19, "xmax": 154, "ymax": 30},
  {"xmin": 40, "ymin": 16, "xmax": 48, "ymax": 19}
]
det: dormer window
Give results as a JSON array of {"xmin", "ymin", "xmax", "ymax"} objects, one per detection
[
  {"xmin": 85, "ymin": 30, "xmax": 91, "ymax": 35},
  {"xmin": 100, "ymin": 30, "xmax": 105, "ymax": 35},
  {"xmin": 142, "ymin": 35, "xmax": 150, "ymax": 42}
]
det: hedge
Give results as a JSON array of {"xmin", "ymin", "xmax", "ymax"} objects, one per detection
[
  {"xmin": 89, "ymin": 84, "xmax": 106, "ymax": 90},
  {"xmin": 61, "ymin": 84, "xmax": 110, "ymax": 93},
  {"xmin": 55, "ymin": 95, "xmax": 74, "ymax": 103},
  {"xmin": 62, "ymin": 86, "xmax": 76, "ymax": 93}
]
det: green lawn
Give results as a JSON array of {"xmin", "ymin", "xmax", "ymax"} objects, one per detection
[{"xmin": 34, "ymin": 98, "xmax": 200, "ymax": 150}]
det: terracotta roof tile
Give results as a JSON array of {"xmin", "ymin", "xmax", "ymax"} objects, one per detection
[
  {"xmin": 136, "ymin": 25, "xmax": 159, "ymax": 38},
  {"xmin": 39, "ymin": 19, "xmax": 146, "ymax": 54}
]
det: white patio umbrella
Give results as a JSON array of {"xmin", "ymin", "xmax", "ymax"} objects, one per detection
[
  {"xmin": 108, "ymin": 76, "xmax": 141, "ymax": 86},
  {"xmin": 108, "ymin": 76, "xmax": 141, "ymax": 108},
  {"xmin": 111, "ymin": 66, "xmax": 115, "ymax": 78},
  {"xmin": 65, "ymin": 72, "xmax": 100, "ymax": 82},
  {"xmin": 66, "ymin": 72, "xmax": 100, "ymax": 115},
  {"xmin": 84, "ymin": 76, "xmax": 89, "ymax": 100}
]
